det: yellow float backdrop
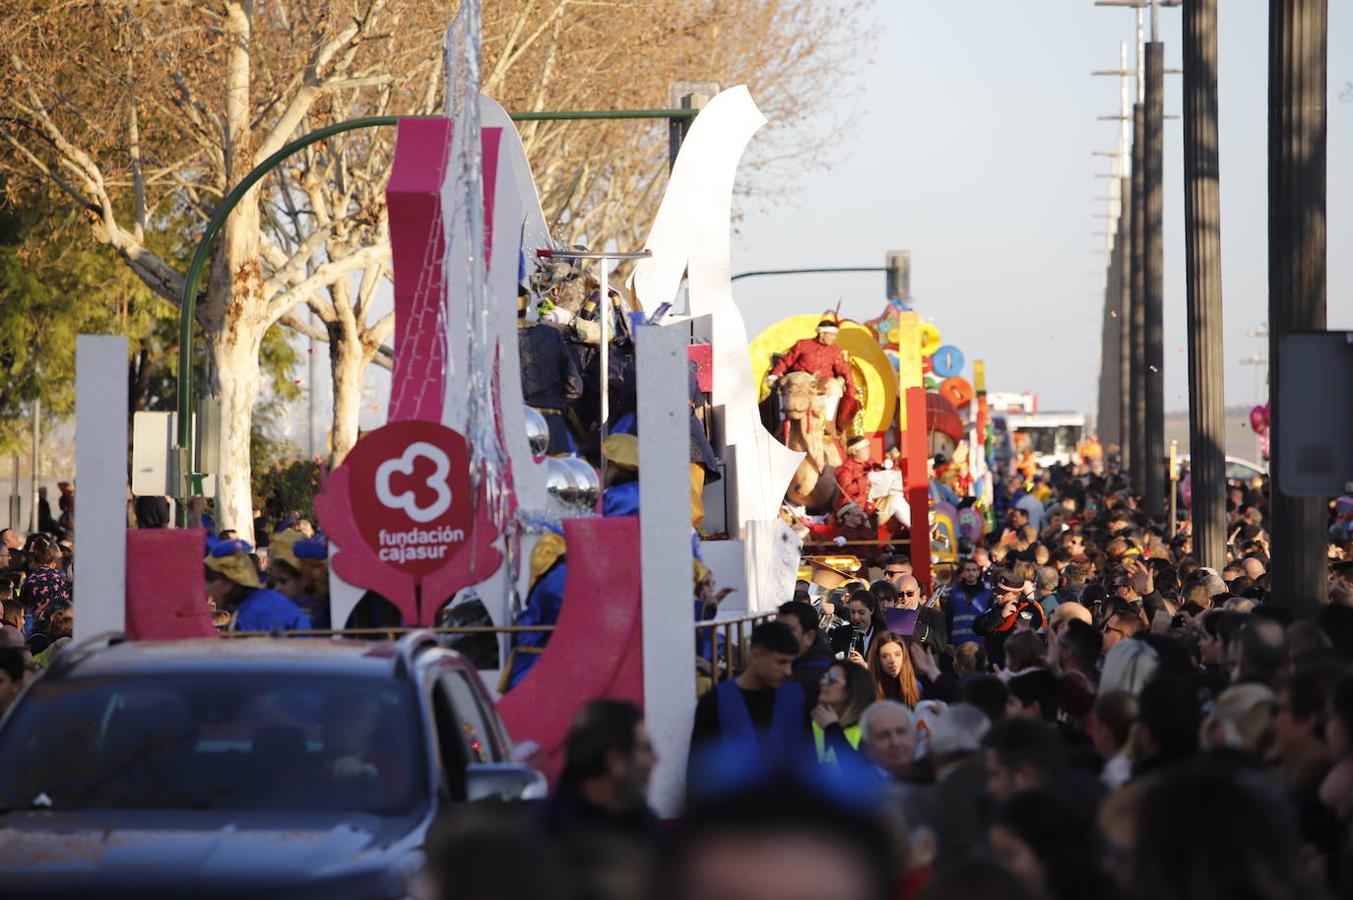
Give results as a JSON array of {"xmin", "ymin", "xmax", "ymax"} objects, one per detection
[{"xmin": 749, "ymin": 314, "xmax": 899, "ymax": 435}]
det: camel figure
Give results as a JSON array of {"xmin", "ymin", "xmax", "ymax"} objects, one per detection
[{"xmin": 777, "ymin": 371, "xmax": 841, "ymax": 511}]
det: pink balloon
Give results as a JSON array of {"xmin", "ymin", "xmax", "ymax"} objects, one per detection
[{"xmin": 1249, "ymin": 405, "xmax": 1269, "ymax": 433}]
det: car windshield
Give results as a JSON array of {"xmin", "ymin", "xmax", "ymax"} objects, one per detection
[{"xmin": 0, "ymin": 674, "xmax": 427, "ymax": 814}]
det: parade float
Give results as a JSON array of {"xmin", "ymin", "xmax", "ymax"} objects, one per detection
[{"xmin": 70, "ymin": 15, "xmax": 992, "ymax": 815}]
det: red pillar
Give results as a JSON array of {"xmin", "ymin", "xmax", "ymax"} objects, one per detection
[{"xmin": 904, "ymin": 387, "xmax": 932, "ymax": 591}]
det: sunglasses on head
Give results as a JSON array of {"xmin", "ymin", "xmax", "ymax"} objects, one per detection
[{"xmin": 820, "ymin": 672, "xmax": 845, "ymax": 685}]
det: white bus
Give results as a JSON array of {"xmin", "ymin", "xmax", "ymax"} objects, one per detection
[{"xmin": 1009, "ymin": 412, "xmax": 1086, "ymax": 468}]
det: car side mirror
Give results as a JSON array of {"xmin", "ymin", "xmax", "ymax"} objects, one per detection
[{"xmin": 465, "ymin": 762, "xmax": 549, "ymax": 802}]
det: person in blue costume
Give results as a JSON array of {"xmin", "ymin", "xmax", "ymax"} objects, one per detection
[
  {"xmin": 601, "ymin": 433, "xmax": 640, "ymax": 517},
  {"xmin": 205, "ymin": 538, "xmax": 312, "ymax": 632},
  {"xmin": 266, "ymin": 530, "xmax": 330, "ymax": 629},
  {"xmin": 503, "ymin": 529, "xmax": 567, "ymax": 691}
]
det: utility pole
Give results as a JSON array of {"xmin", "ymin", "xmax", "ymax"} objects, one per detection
[
  {"xmin": 1094, "ymin": 0, "xmax": 1182, "ymax": 504},
  {"xmin": 1093, "ymin": 40, "xmax": 1135, "ymax": 467},
  {"xmin": 1182, "ymin": 0, "xmax": 1227, "ymax": 568},
  {"xmin": 1142, "ymin": 18, "xmax": 1166, "ymax": 518},
  {"xmin": 668, "ymin": 82, "xmax": 719, "ymax": 169},
  {"xmin": 1130, "ymin": 95, "xmax": 1147, "ymax": 496},
  {"xmin": 1268, "ymin": 0, "xmax": 1329, "ymax": 615}
]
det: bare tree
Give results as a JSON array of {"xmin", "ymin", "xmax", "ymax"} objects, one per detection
[
  {"xmin": 1, "ymin": 1, "xmax": 443, "ymax": 539},
  {"xmin": 2, "ymin": 0, "xmax": 872, "ymax": 539}
]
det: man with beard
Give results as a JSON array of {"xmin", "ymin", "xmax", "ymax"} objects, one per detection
[
  {"xmin": 946, "ymin": 558, "xmax": 992, "ymax": 650},
  {"xmin": 542, "ymin": 700, "xmax": 660, "ymax": 838}
]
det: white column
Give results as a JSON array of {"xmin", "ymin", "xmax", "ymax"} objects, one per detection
[
  {"xmin": 74, "ymin": 335, "xmax": 129, "ymax": 641},
  {"xmin": 636, "ymin": 321, "xmax": 696, "ymax": 818}
]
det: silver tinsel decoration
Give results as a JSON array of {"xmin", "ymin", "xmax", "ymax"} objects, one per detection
[{"xmin": 444, "ymin": 0, "xmax": 510, "ymax": 529}]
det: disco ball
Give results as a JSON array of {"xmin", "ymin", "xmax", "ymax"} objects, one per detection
[
  {"xmin": 522, "ymin": 405, "xmax": 550, "ymax": 461},
  {"xmin": 559, "ymin": 456, "xmax": 600, "ymax": 511},
  {"xmin": 545, "ymin": 458, "xmax": 581, "ymax": 507}
]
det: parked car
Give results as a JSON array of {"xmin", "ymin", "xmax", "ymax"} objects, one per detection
[
  {"xmin": 1175, "ymin": 454, "xmax": 1269, "ymax": 486},
  {"xmin": 0, "ymin": 631, "xmax": 544, "ymax": 899}
]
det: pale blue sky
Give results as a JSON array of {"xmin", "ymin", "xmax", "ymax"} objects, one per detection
[{"xmin": 731, "ymin": 0, "xmax": 1353, "ymax": 419}]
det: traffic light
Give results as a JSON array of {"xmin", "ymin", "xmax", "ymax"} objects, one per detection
[{"xmin": 886, "ymin": 250, "xmax": 910, "ymax": 302}]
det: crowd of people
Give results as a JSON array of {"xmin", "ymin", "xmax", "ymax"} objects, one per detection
[
  {"xmin": 417, "ymin": 463, "xmax": 1353, "ymax": 900},
  {"xmin": 0, "ymin": 524, "xmax": 75, "ymax": 710}
]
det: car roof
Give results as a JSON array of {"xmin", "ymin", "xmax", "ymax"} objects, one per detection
[{"xmin": 50, "ymin": 636, "xmax": 446, "ymax": 680}]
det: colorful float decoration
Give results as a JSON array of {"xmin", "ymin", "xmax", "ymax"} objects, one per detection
[{"xmin": 752, "ymin": 292, "xmax": 992, "ymax": 577}]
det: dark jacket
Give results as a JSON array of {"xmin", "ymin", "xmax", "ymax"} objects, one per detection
[
  {"xmin": 539, "ymin": 779, "xmax": 661, "ymax": 840},
  {"xmin": 912, "ymin": 605, "xmax": 950, "ymax": 654},
  {"xmin": 792, "ymin": 636, "xmax": 836, "ymax": 708},
  {"xmin": 519, "ymin": 323, "xmax": 584, "ymax": 455},
  {"xmin": 974, "ymin": 599, "xmax": 1046, "ymax": 669}
]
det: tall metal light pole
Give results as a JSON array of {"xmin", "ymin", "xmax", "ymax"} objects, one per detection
[
  {"xmin": 1142, "ymin": 20, "xmax": 1167, "ymax": 518},
  {"xmin": 1268, "ymin": 0, "xmax": 1329, "ymax": 615},
  {"xmin": 1096, "ymin": 0, "xmax": 1180, "ymax": 512},
  {"xmin": 1130, "ymin": 96, "xmax": 1147, "ymax": 496},
  {"xmin": 1182, "ymin": 0, "xmax": 1227, "ymax": 568}
]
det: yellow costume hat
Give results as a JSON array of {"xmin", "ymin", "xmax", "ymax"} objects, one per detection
[
  {"xmin": 205, "ymin": 551, "xmax": 261, "ymax": 589},
  {"xmin": 530, "ymin": 532, "xmax": 567, "ymax": 585},
  {"xmin": 268, "ymin": 530, "xmax": 305, "ymax": 572},
  {"xmin": 602, "ymin": 434, "xmax": 639, "ymax": 470}
]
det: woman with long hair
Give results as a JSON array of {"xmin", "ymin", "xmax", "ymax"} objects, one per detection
[
  {"xmin": 867, "ymin": 630, "xmax": 921, "ymax": 707},
  {"xmin": 810, "ymin": 661, "xmax": 876, "ymax": 764}
]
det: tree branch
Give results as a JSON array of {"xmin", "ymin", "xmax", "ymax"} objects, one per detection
[
  {"xmin": 265, "ymin": 242, "xmax": 387, "ymax": 325},
  {"xmin": 279, "ymin": 310, "xmax": 392, "ymax": 371}
]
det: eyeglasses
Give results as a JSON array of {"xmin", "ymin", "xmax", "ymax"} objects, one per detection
[{"xmin": 900, "ymin": 590, "xmax": 918, "ymax": 597}]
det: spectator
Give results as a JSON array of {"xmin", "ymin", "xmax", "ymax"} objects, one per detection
[
  {"xmin": 982, "ymin": 718, "xmax": 1068, "ymax": 801},
  {"xmin": 1200, "ymin": 683, "xmax": 1276, "ymax": 758},
  {"xmin": 1033, "ymin": 566, "xmax": 1060, "ymax": 617},
  {"xmin": 859, "ymin": 700, "xmax": 917, "ymax": 782},
  {"xmin": 990, "ymin": 789, "xmax": 1113, "ymax": 900},
  {"xmin": 830, "ymin": 589, "xmax": 888, "ymax": 663},
  {"xmin": 963, "ymin": 674, "xmax": 1009, "ymax": 724},
  {"xmin": 974, "ymin": 572, "xmax": 1048, "ymax": 669},
  {"xmin": 666, "ymin": 774, "xmax": 895, "ymax": 900},
  {"xmin": 0, "ymin": 646, "xmax": 25, "ymax": 715},
  {"xmin": 1001, "ymin": 631, "xmax": 1045, "ymax": 676},
  {"xmin": 946, "ymin": 558, "xmax": 992, "ymax": 649},
  {"xmin": 1272, "ymin": 662, "xmax": 1347, "ymax": 799},
  {"xmin": 1131, "ymin": 676, "xmax": 1202, "ymax": 778},
  {"xmin": 809, "ymin": 662, "xmax": 874, "ymax": 765},
  {"xmin": 952, "ymin": 642, "xmax": 987, "ymax": 679},
  {"xmin": 422, "ymin": 805, "xmax": 569, "ymax": 900},
  {"xmin": 1048, "ymin": 600, "xmax": 1091, "ymax": 636},
  {"xmin": 30, "ymin": 599, "xmax": 73, "ymax": 668},
  {"xmin": 777, "ymin": 600, "xmax": 834, "ymax": 707},
  {"xmin": 18, "ymin": 534, "xmax": 69, "ymax": 622},
  {"xmin": 919, "ymin": 703, "xmax": 992, "ymax": 871},
  {"xmin": 1005, "ymin": 669, "xmax": 1061, "ymax": 722},
  {"xmin": 1230, "ymin": 618, "xmax": 1288, "ymax": 687},
  {"xmin": 1320, "ymin": 674, "xmax": 1353, "ymax": 819},
  {"xmin": 689, "ymin": 621, "xmax": 804, "ymax": 760},
  {"xmin": 866, "ymin": 630, "xmax": 921, "ymax": 706},
  {"xmin": 1101, "ymin": 599, "xmax": 1147, "ymax": 655},
  {"xmin": 541, "ymin": 700, "xmax": 659, "ymax": 838},
  {"xmin": 1128, "ymin": 766, "xmax": 1323, "ymax": 900},
  {"xmin": 896, "ymin": 574, "xmax": 948, "ymax": 653},
  {"xmin": 1090, "ymin": 690, "xmax": 1138, "ymax": 789}
]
